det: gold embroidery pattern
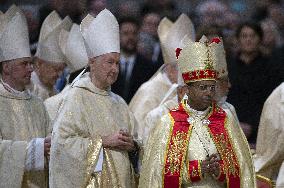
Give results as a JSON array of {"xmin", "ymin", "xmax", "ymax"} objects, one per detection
[
  {"xmin": 85, "ymin": 138, "xmax": 103, "ymax": 187},
  {"xmin": 165, "ymin": 131, "xmax": 188, "ymax": 175},
  {"xmin": 214, "ymin": 133, "xmax": 239, "ymax": 177},
  {"xmin": 204, "ymin": 45, "xmax": 214, "ymax": 70},
  {"xmin": 198, "ymin": 160, "xmax": 203, "ymax": 180}
]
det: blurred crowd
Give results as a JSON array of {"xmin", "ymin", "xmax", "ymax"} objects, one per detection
[{"xmin": 1, "ymin": 0, "xmax": 284, "ymax": 146}]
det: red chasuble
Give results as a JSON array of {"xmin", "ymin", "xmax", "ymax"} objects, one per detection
[{"xmin": 162, "ymin": 103, "xmax": 240, "ymax": 188}]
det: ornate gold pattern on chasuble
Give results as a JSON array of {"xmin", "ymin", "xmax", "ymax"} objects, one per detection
[
  {"xmin": 165, "ymin": 130, "xmax": 189, "ymax": 175},
  {"xmin": 162, "ymin": 109, "xmax": 193, "ymax": 188},
  {"xmin": 85, "ymin": 138, "xmax": 102, "ymax": 187},
  {"xmin": 209, "ymin": 118, "xmax": 240, "ymax": 178},
  {"xmin": 215, "ymin": 133, "xmax": 238, "ymax": 176}
]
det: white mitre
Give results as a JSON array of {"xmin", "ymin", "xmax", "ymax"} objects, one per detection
[
  {"xmin": 0, "ymin": 5, "xmax": 21, "ymax": 38},
  {"xmin": 80, "ymin": 9, "xmax": 120, "ymax": 58},
  {"xmin": 36, "ymin": 11, "xmax": 72, "ymax": 63},
  {"xmin": 0, "ymin": 5, "xmax": 31, "ymax": 62},
  {"xmin": 158, "ymin": 14, "xmax": 195, "ymax": 64},
  {"xmin": 59, "ymin": 24, "xmax": 88, "ymax": 73}
]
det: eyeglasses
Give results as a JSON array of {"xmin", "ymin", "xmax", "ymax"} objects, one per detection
[{"xmin": 192, "ymin": 84, "xmax": 216, "ymax": 92}]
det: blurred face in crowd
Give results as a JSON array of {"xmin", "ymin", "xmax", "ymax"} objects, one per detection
[
  {"xmin": 34, "ymin": 57, "xmax": 65, "ymax": 89},
  {"xmin": 1, "ymin": 57, "xmax": 33, "ymax": 91},
  {"xmin": 120, "ymin": 22, "xmax": 138, "ymax": 55},
  {"xmin": 141, "ymin": 13, "xmax": 161, "ymax": 39},
  {"xmin": 49, "ymin": 0, "xmax": 84, "ymax": 17},
  {"xmin": 89, "ymin": 52, "xmax": 120, "ymax": 90},
  {"xmin": 187, "ymin": 80, "xmax": 216, "ymax": 111},
  {"xmin": 214, "ymin": 76, "xmax": 231, "ymax": 103},
  {"xmin": 89, "ymin": 0, "xmax": 107, "ymax": 15},
  {"xmin": 261, "ymin": 20, "xmax": 279, "ymax": 49},
  {"xmin": 268, "ymin": 4, "xmax": 284, "ymax": 30},
  {"xmin": 238, "ymin": 26, "xmax": 261, "ymax": 54}
]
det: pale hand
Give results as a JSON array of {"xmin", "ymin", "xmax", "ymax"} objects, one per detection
[{"xmin": 102, "ymin": 131, "xmax": 135, "ymax": 151}]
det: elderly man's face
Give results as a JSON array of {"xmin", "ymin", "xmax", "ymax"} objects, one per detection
[
  {"xmin": 89, "ymin": 52, "xmax": 120, "ymax": 90},
  {"xmin": 34, "ymin": 58, "xmax": 66, "ymax": 89},
  {"xmin": 2, "ymin": 57, "xmax": 33, "ymax": 89},
  {"xmin": 187, "ymin": 80, "xmax": 216, "ymax": 111}
]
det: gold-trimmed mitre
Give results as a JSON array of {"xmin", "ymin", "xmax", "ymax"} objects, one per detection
[
  {"xmin": 158, "ymin": 14, "xmax": 195, "ymax": 64},
  {"xmin": 177, "ymin": 36, "xmax": 225, "ymax": 83},
  {"xmin": 80, "ymin": 9, "xmax": 120, "ymax": 59},
  {"xmin": 59, "ymin": 24, "xmax": 88, "ymax": 73},
  {"xmin": 35, "ymin": 11, "xmax": 72, "ymax": 64},
  {"xmin": 0, "ymin": 5, "xmax": 31, "ymax": 62}
]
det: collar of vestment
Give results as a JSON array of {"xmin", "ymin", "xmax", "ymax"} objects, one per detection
[
  {"xmin": 72, "ymin": 72, "xmax": 111, "ymax": 96},
  {"xmin": 0, "ymin": 79, "xmax": 31, "ymax": 100}
]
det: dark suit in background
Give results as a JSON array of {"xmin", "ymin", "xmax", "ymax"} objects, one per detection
[{"xmin": 112, "ymin": 54, "xmax": 156, "ymax": 104}]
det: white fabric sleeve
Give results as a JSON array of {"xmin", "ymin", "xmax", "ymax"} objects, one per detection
[{"xmin": 25, "ymin": 138, "xmax": 45, "ymax": 171}]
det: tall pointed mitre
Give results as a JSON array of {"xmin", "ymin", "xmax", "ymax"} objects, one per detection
[
  {"xmin": 35, "ymin": 11, "xmax": 72, "ymax": 63},
  {"xmin": 0, "ymin": 5, "xmax": 21, "ymax": 33},
  {"xmin": 0, "ymin": 5, "xmax": 31, "ymax": 62},
  {"xmin": 59, "ymin": 24, "xmax": 88, "ymax": 73},
  {"xmin": 0, "ymin": 5, "xmax": 24, "ymax": 33},
  {"xmin": 211, "ymin": 37, "xmax": 228, "ymax": 78},
  {"xmin": 177, "ymin": 35, "xmax": 225, "ymax": 83},
  {"xmin": 80, "ymin": 9, "xmax": 120, "ymax": 58},
  {"xmin": 158, "ymin": 14, "xmax": 195, "ymax": 64}
]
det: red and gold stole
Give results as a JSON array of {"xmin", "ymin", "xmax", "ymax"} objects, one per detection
[
  {"xmin": 163, "ymin": 104, "xmax": 192, "ymax": 188},
  {"xmin": 207, "ymin": 104, "xmax": 240, "ymax": 188},
  {"xmin": 162, "ymin": 103, "xmax": 241, "ymax": 188}
]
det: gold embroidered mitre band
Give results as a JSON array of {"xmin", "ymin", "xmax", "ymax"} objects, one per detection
[{"xmin": 177, "ymin": 36, "xmax": 225, "ymax": 83}]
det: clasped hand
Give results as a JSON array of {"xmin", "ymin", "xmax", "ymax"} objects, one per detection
[
  {"xmin": 102, "ymin": 129, "xmax": 135, "ymax": 151},
  {"xmin": 201, "ymin": 153, "xmax": 221, "ymax": 178}
]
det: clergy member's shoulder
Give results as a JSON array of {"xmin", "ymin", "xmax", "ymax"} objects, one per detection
[
  {"xmin": 264, "ymin": 82, "xmax": 284, "ymax": 106},
  {"xmin": 134, "ymin": 72, "xmax": 165, "ymax": 94},
  {"xmin": 159, "ymin": 103, "xmax": 187, "ymax": 124}
]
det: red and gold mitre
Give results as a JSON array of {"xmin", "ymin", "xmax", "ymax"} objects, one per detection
[{"xmin": 177, "ymin": 36, "xmax": 225, "ymax": 83}]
